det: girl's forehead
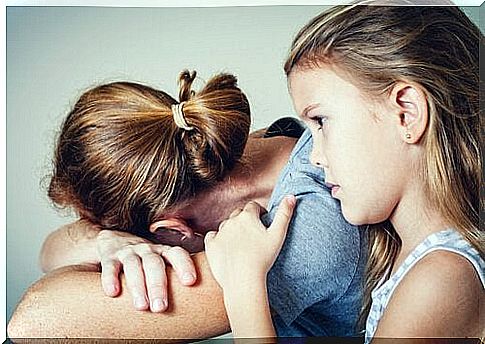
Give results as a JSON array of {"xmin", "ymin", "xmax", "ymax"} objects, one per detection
[
  {"xmin": 289, "ymin": 66, "xmax": 353, "ymax": 91},
  {"xmin": 289, "ymin": 68, "xmax": 362, "ymax": 103}
]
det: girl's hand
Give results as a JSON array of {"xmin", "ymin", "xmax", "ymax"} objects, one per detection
[
  {"xmin": 204, "ymin": 195, "xmax": 296, "ymax": 291},
  {"xmin": 96, "ymin": 230, "xmax": 197, "ymax": 312}
]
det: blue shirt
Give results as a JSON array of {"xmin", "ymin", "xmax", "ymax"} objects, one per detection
[{"xmin": 262, "ymin": 128, "xmax": 367, "ymax": 337}]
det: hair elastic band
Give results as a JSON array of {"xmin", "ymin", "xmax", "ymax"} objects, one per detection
[{"xmin": 171, "ymin": 102, "xmax": 194, "ymax": 131}]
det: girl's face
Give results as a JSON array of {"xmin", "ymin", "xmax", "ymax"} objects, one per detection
[{"xmin": 288, "ymin": 66, "xmax": 410, "ymax": 225}]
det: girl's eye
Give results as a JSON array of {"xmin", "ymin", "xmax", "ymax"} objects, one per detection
[{"xmin": 311, "ymin": 116, "xmax": 327, "ymax": 130}]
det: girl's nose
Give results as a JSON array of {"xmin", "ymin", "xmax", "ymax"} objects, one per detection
[
  {"xmin": 310, "ymin": 155, "xmax": 322, "ymax": 167},
  {"xmin": 310, "ymin": 145, "xmax": 327, "ymax": 168}
]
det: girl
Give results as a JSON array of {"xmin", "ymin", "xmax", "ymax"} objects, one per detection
[{"xmin": 205, "ymin": 4, "xmax": 484, "ymax": 341}]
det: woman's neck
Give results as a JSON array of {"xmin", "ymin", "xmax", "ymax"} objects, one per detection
[{"xmin": 177, "ymin": 135, "xmax": 298, "ymax": 233}]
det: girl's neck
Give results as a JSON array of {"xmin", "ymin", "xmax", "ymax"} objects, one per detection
[
  {"xmin": 389, "ymin": 183, "xmax": 450, "ymax": 273},
  {"xmin": 177, "ymin": 135, "xmax": 298, "ymax": 233}
]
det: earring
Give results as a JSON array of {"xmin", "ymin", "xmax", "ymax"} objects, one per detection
[{"xmin": 405, "ymin": 133, "xmax": 411, "ymax": 140}]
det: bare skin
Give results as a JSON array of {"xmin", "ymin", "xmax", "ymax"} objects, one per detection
[
  {"xmin": 8, "ymin": 134, "xmax": 298, "ymax": 339},
  {"xmin": 8, "ymin": 255, "xmax": 229, "ymax": 340}
]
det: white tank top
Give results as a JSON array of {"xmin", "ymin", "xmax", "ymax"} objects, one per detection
[{"xmin": 364, "ymin": 229, "xmax": 484, "ymax": 343}]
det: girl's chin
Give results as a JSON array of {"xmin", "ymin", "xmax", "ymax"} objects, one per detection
[
  {"xmin": 341, "ymin": 205, "xmax": 390, "ymax": 227},
  {"xmin": 341, "ymin": 206, "xmax": 370, "ymax": 226}
]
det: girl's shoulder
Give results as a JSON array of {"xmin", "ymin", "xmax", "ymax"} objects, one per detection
[
  {"xmin": 403, "ymin": 248, "xmax": 483, "ymax": 292},
  {"xmin": 387, "ymin": 229, "xmax": 484, "ymax": 289},
  {"xmin": 374, "ymin": 241, "xmax": 483, "ymax": 337},
  {"xmin": 387, "ymin": 228, "xmax": 484, "ymax": 306}
]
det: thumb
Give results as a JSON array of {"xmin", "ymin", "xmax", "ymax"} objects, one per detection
[{"xmin": 268, "ymin": 195, "xmax": 296, "ymax": 238}]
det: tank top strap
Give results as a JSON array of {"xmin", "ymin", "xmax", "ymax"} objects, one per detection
[{"xmin": 386, "ymin": 229, "xmax": 484, "ymax": 297}]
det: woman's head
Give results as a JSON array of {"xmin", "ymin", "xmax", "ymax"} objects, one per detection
[
  {"xmin": 285, "ymin": 4, "xmax": 481, "ymax": 237},
  {"xmin": 48, "ymin": 70, "xmax": 251, "ymax": 238}
]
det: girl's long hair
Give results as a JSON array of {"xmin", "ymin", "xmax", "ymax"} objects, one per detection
[{"xmin": 284, "ymin": 3, "xmax": 483, "ymax": 329}]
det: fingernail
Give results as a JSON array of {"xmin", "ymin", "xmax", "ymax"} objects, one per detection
[
  {"xmin": 152, "ymin": 298, "xmax": 166, "ymax": 312},
  {"xmin": 106, "ymin": 284, "xmax": 117, "ymax": 295},
  {"xmin": 285, "ymin": 195, "xmax": 296, "ymax": 206},
  {"xmin": 134, "ymin": 296, "xmax": 147, "ymax": 310},
  {"xmin": 182, "ymin": 272, "xmax": 195, "ymax": 284}
]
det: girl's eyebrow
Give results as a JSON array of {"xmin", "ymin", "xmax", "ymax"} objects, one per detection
[{"xmin": 301, "ymin": 103, "xmax": 321, "ymax": 118}]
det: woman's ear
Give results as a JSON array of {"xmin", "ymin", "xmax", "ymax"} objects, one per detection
[
  {"xmin": 149, "ymin": 217, "xmax": 204, "ymax": 253},
  {"xmin": 389, "ymin": 82, "xmax": 428, "ymax": 144},
  {"xmin": 149, "ymin": 217, "xmax": 195, "ymax": 239}
]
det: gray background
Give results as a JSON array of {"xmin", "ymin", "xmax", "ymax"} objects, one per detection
[{"xmin": 6, "ymin": 5, "xmax": 482, "ymax": 323}]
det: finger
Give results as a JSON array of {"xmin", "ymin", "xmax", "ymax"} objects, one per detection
[
  {"xmin": 119, "ymin": 253, "xmax": 149, "ymax": 311},
  {"xmin": 218, "ymin": 219, "xmax": 227, "ymax": 231},
  {"xmin": 141, "ymin": 253, "xmax": 168, "ymax": 313},
  {"xmin": 204, "ymin": 231, "xmax": 217, "ymax": 247},
  {"xmin": 229, "ymin": 208, "xmax": 243, "ymax": 218},
  {"xmin": 147, "ymin": 244, "xmax": 170, "ymax": 256},
  {"xmin": 162, "ymin": 246, "xmax": 197, "ymax": 286},
  {"xmin": 100, "ymin": 258, "xmax": 122, "ymax": 297},
  {"xmin": 268, "ymin": 195, "xmax": 296, "ymax": 237},
  {"xmin": 243, "ymin": 200, "xmax": 267, "ymax": 217}
]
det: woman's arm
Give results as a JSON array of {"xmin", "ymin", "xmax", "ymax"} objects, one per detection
[
  {"xmin": 39, "ymin": 219, "xmax": 101, "ymax": 272},
  {"xmin": 7, "ymin": 253, "xmax": 229, "ymax": 340},
  {"xmin": 8, "ymin": 197, "xmax": 293, "ymax": 340},
  {"xmin": 39, "ymin": 219, "xmax": 198, "ymax": 312}
]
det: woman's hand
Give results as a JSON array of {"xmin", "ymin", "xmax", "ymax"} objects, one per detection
[
  {"xmin": 204, "ymin": 195, "xmax": 296, "ymax": 291},
  {"xmin": 96, "ymin": 230, "xmax": 197, "ymax": 312}
]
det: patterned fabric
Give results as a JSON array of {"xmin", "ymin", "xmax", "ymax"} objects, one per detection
[{"xmin": 364, "ymin": 229, "xmax": 485, "ymax": 343}]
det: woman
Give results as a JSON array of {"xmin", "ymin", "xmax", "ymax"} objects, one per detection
[
  {"xmin": 205, "ymin": 3, "xmax": 484, "ymax": 341},
  {"xmin": 13, "ymin": 69, "xmax": 365, "ymax": 338},
  {"xmin": 41, "ymin": 70, "xmax": 296, "ymax": 311}
]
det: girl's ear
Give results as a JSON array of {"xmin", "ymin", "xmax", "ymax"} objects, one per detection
[{"xmin": 389, "ymin": 82, "xmax": 428, "ymax": 144}]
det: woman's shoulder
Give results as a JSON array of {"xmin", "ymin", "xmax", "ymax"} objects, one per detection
[
  {"xmin": 263, "ymin": 117, "xmax": 305, "ymax": 139},
  {"xmin": 249, "ymin": 117, "xmax": 305, "ymax": 140}
]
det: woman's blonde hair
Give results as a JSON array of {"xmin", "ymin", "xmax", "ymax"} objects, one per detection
[
  {"xmin": 48, "ymin": 70, "xmax": 251, "ymax": 238},
  {"xmin": 284, "ymin": 4, "xmax": 484, "ymax": 329}
]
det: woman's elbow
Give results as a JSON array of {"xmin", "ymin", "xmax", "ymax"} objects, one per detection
[
  {"xmin": 8, "ymin": 266, "xmax": 99, "ymax": 339},
  {"xmin": 38, "ymin": 230, "xmax": 60, "ymax": 273},
  {"xmin": 8, "ymin": 284, "xmax": 50, "ymax": 338}
]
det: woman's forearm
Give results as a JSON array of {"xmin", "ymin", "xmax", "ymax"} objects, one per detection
[
  {"xmin": 39, "ymin": 219, "xmax": 101, "ymax": 272},
  {"xmin": 223, "ymin": 277, "xmax": 276, "ymax": 341}
]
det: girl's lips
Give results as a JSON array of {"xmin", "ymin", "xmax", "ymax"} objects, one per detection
[
  {"xmin": 330, "ymin": 185, "xmax": 340, "ymax": 197},
  {"xmin": 325, "ymin": 182, "xmax": 340, "ymax": 197}
]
